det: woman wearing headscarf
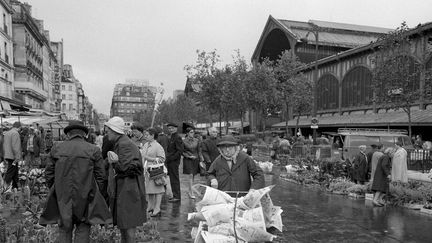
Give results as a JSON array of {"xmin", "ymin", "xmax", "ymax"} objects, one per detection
[
  {"xmin": 352, "ymin": 145, "xmax": 368, "ymax": 185},
  {"xmin": 371, "ymin": 147, "xmax": 392, "ymax": 206},
  {"xmin": 182, "ymin": 127, "xmax": 203, "ymax": 199}
]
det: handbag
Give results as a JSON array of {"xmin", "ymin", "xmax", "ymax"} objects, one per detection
[
  {"xmin": 153, "ymin": 176, "xmax": 167, "ymax": 186},
  {"xmin": 148, "ymin": 166, "xmax": 165, "ymax": 179}
]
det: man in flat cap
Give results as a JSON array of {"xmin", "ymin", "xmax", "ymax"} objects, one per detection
[
  {"xmin": 165, "ymin": 122, "xmax": 184, "ymax": 202},
  {"xmin": 40, "ymin": 120, "xmax": 111, "ymax": 243},
  {"xmin": 208, "ymin": 135, "xmax": 264, "ymax": 192}
]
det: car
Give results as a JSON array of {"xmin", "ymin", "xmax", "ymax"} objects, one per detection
[{"xmin": 335, "ymin": 128, "xmax": 414, "ymax": 162}]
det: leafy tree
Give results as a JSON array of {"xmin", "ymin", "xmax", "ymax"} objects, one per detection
[
  {"xmin": 274, "ymin": 50, "xmax": 311, "ymax": 136},
  {"xmin": 372, "ymin": 22, "xmax": 432, "ymax": 137},
  {"xmin": 245, "ymin": 58, "xmax": 278, "ymax": 131}
]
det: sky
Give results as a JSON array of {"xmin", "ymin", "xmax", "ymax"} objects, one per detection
[{"xmin": 26, "ymin": 0, "xmax": 432, "ymax": 115}]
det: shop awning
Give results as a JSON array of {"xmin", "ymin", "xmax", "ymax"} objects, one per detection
[{"xmin": 272, "ymin": 109, "xmax": 432, "ymax": 128}]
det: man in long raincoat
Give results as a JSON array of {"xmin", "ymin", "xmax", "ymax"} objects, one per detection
[{"xmin": 40, "ymin": 120, "xmax": 111, "ymax": 243}]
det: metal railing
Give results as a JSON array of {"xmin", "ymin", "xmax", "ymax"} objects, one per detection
[{"xmin": 407, "ymin": 149, "xmax": 432, "ymax": 173}]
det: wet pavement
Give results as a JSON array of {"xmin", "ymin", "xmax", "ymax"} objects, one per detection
[{"xmin": 152, "ymin": 166, "xmax": 432, "ymax": 242}]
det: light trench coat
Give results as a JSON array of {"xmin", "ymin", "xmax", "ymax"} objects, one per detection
[{"xmin": 391, "ymin": 147, "xmax": 408, "ymax": 183}]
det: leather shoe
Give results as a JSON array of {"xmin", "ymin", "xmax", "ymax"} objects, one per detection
[{"xmin": 168, "ymin": 198, "xmax": 181, "ymax": 203}]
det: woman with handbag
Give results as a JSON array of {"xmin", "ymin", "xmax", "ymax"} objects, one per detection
[
  {"xmin": 141, "ymin": 127, "xmax": 166, "ymax": 217},
  {"xmin": 182, "ymin": 127, "xmax": 203, "ymax": 199}
]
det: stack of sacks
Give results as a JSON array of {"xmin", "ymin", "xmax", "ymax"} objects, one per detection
[{"xmin": 188, "ymin": 185, "xmax": 283, "ymax": 243}]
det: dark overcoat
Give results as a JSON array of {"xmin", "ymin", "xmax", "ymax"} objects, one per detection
[
  {"xmin": 111, "ymin": 135, "xmax": 147, "ymax": 229},
  {"xmin": 371, "ymin": 154, "xmax": 391, "ymax": 193},
  {"xmin": 352, "ymin": 152, "xmax": 368, "ymax": 183},
  {"xmin": 208, "ymin": 151, "xmax": 265, "ymax": 192},
  {"xmin": 39, "ymin": 135, "xmax": 112, "ymax": 228}
]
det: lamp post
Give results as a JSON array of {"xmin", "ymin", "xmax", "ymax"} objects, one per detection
[{"xmin": 300, "ymin": 26, "xmax": 319, "ymax": 144}]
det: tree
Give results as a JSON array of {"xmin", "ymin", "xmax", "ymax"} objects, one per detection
[
  {"xmin": 245, "ymin": 58, "xmax": 278, "ymax": 131},
  {"xmin": 372, "ymin": 22, "xmax": 432, "ymax": 137},
  {"xmin": 274, "ymin": 50, "xmax": 311, "ymax": 136}
]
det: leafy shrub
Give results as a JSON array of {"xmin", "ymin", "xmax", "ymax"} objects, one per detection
[{"xmin": 328, "ymin": 178, "xmax": 356, "ymax": 193}]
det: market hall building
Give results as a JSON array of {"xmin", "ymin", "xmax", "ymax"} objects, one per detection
[{"xmin": 252, "ymin": 15, "xmax": 432, "ymax": 138}]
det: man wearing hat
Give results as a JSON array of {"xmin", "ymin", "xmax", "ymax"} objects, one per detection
[
  {"xmin": 104, "ymin": 116, "xmax": 147, "ymax": 242},
  {"xmin": 208, "ymin": 135, "xmax": 264, "ymax": 192},
  {"xmin": 3, "ymin": 121, "xmax": 22, "ymax": 190},
  {"xmin": 40, "ymin": 120, "xmax": 111, "ymax": 242},
  {"xmin": 166, "ymin": 122, "xmax": 184, "ymax": 202}
]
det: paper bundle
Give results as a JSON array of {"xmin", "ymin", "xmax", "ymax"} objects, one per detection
[{"xmin": 189, "ymin": 185, "xmax": 283, "ymax": 242}]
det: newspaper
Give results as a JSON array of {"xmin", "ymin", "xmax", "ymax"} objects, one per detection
[{"xmin": 189, "ymin": 184, "xmax": 282, "ymax": 242}]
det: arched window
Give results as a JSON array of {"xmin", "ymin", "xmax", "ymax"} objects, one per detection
[
  {"xmin": 342, "ymin": 66, "xmax": 373, "ymax": 108},
  {"xmin": 317, "ymin": 74, "xmax": 339, "ymax": 110}
]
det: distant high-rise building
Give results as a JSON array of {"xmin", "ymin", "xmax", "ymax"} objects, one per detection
[{"xmin": 110, "ymin": 80, "xmax": 157, "ymax": 124}]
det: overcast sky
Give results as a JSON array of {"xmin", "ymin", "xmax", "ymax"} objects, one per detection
[{"xmin": 26, "ymin": 0, "xmax": 432, "ymax": 115}]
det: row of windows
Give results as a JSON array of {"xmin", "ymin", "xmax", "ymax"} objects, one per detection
[
  {"xmin": 61, "ymin": 84, "xmax": 74, "ymax": 91},
  {"xmin": 316, "ymin": 56, "xmax": 428, "ymax": 111},
  {"xmin": 114, "ymin": 109, "xmax": 148, "ymax": 114},
  {"xmin": 113, "ymin": 102, "xmax": 148, "ymax": 108},
  {"xmin": 61, "ymin": 103, "xmax": 75, "ymax": 111},
  {"xmin": 61, "ymin": 94, "xmax": 74, "ymax": 100}
]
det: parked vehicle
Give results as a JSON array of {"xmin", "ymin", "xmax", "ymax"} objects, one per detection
[{"xmin": 335, "ymin": 128, "xmax": 413, "ymax": 162}]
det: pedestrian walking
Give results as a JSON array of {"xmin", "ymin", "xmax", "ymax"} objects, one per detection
[
  {"xmin": 208, "ymin": 135, "xmax": 265, "ymax": 192},
  {"xmin": 39, "ymin": 120, "xmax": 111, "ymax": 243},
  {"xmin": 141, "ymin": 127, "xmax": 166, "ymax": 217},
  {"xmin": 166, "ymin": 122, "xmax": 184, "ymax": 203},
  {"xmin": 182, "ymin": 127, "xmax": 203, "ymax": 199},
  {"xmin": 352, "ymin": 145, "xmax": 368, "ymax": 185},
  {"xmin": 155, "ymin": 126, "xmax": 172, "ymax": 198},
  {"xmin": 44, "ymin": 130, "xmax": 54, "ymax": 153},
  {"xmin": 105, "ymin": 116, "xmax": 147, "ymax": 242},
  {"xmin": 3, "ymin": 122, "xmax": 22, "ymax": 190},
  {"xmin": 371, "ymin": 147, "xmax": 392, "ymax": 207},
  {"xmin": 25, "ymin": 127, "xmax": 41, "ymax": 167},
  {"xmin": 391, "ymin": 141, "xmax": 408, "ymax": 183},
  {"xmin": 201, "ymin": 127, "xmax": 220, "ymax": 171}
]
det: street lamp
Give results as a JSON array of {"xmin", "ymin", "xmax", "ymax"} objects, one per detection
[{"xmin": 300, "ymin": 25, "xmax": 319, "ymax": 144}]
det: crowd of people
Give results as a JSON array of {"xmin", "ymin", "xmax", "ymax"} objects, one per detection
[
  {"xmin": 0, "ymin": 117, "xmax": 266, "ymax": 242},
  {"xmin": 350, "ymin": 142, "xmax": 408, "ymax": 207}
]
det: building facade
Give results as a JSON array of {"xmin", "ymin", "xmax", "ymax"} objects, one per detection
[
  {"xmin": 61, "ymin": 64, "xmax": 79, "ymax": 119},
  {"xmin": 110, "ymin": 79, "xmax": 157, "ymax": 123},
  {"xmin": 0, "ymin": 0, "xmax": 14, "ymax": 100},
  {"xmin": 253, "ymin": 16, "xmax": 432, "ymax": 135}
]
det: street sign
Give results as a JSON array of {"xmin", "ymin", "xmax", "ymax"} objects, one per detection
[
  {"xmin": 311, "ymin": 125, "xmax": 318, "ymax": 129},
  {"xmin": 311, "ymin": 117, "xmax": 319, "ymax": 129}
]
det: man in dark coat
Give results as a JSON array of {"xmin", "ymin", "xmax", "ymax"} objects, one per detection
[
  {"xmin": 208, "ymin": 135, "xmax": 264, "ymax": 192},
  {"xmin": 166, "ymin": 122, "xmax": 184, "ymax": 202},
  {"xmin": 39, "ymin": 120, "xmax": 111, "ymax": 243},
  {"xmin": 352, "ymin": 145, "xmax": 368, "ymax": 185},
  {"xmin": 371, "ymin": 147, "xmax": 392, "ymax": 207},
  {"xmin": 201, "ymin": 127, "xmax": 220, "ymax": 171},
  {"xmin": 105, "ymin": 116, "xmax": 147, "ymax": 242}
]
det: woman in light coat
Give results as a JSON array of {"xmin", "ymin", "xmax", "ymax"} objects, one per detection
[
  {"xmin": 391, "ymin": 141, "xmax": 408, "ymax": 183},
  {"xmin": 141, "ymin": 128, "xmax": 166, "ymax": 217}
]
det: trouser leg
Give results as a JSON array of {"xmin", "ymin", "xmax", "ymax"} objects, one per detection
[
  {"xmin": 168, "ymin": 160, "xmax": 180, "ymax": 199},
  {"xmin": 4, "ymin": 159, "xmax": 18, "ymax": 189},
  {"xmin": 120, "ymin": 228, "xmax": 136, "ymax": 243},
  {"xmin": 58, "ymin": 224, "xmax": 73, "ymax": 243},
  {"xmin": 74, "ymin": 222, "xmax": 91, "ymax": 243}
]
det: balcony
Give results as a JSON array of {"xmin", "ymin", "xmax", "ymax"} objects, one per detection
[{"xmin": 14, "ymin": 81, "xmax": 48, "ymax": 101}]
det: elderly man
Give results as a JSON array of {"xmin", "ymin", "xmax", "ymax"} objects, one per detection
[
  {"xmin": 352, "ymin": 145, "xmax": 368, "ymax": 185},
  {"xmin": 165, "ymin": 122, "xmax": 184, "ymax": 202},
  {"xmin": 105, "ymin": 116, "xmax": 147, "ymax": 242},
  {"xmin": 3, "ymin": 122, "xmax": 22, "ymax": 190},
  {"xmin": 208, "ymin": 135, "xmax": 264, "ymax": 192},
  {"xmin": 40, "ymin": 120, "xmax": 111, "ymax": 243},
  {"xmin": 201, "ymin": 127, "xmax": 220, "ymax": 171}
]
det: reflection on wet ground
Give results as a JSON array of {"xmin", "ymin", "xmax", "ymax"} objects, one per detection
[{"xmin": 152, "ymin": 167, "xmax": 432, "ymax": 242}]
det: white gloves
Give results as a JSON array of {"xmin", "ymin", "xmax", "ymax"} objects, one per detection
[{"xmin": 210, "ymin": 179, "xmax": 218, "ymax": 188}]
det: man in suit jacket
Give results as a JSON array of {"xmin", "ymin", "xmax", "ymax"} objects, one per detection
[{"xmin": 165, "ymin": 122, "xmax": 184, "ymax": 202}]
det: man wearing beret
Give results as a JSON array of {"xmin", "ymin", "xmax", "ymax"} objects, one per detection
[
  {"xmin": 40, "ymin": 120, "xmax": 111, "ymax": 243},
  {"xmin": 166, "ymin": 122, "xmax": 184, "ymax": 202},
  {"xmin": 208, "ymin": 135, "xmax": 264, "ymax": 192}
]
